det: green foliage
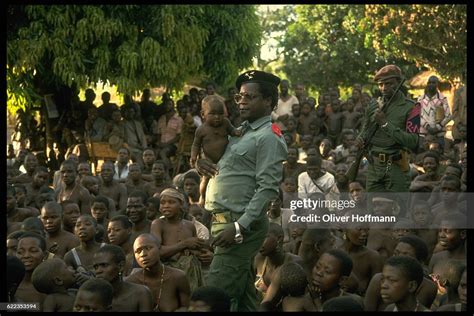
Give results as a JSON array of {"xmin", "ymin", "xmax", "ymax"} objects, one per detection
[
  {"xmin": 362, "ymin": 5, "xmax": 466, "ymax": 81},
  {"xmin": 272, "ymin": 5, "xmax": 393, "ymax": 92},
  {"xmin": 200, "ymin": 5, "xmax": 262, "ymax": 90},
  {"xmin": 7, "ymin": 5, "xmax": 261, "ymax": 111},
  {"xmin": 263, "ymin": 5, "xmax": 465, "ymax": 93}
]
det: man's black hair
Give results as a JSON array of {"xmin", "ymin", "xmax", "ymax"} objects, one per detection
[
  {"xmin": 385, "ymin": 255, "xmax": 424, "ymax": 291},
  {"xmin": 398, "ymin": 235, "xmax": 429, "ymax": 263},
  {"xmin": 190, "ymin": 286, "xmax": 231, "ymax": 312}
]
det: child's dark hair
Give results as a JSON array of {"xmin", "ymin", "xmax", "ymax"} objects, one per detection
[
  {"xmin": 322, "ymin": 296, "xmax": 364, "ymax": 311},
  {"xmin": 325, "ymin": 249, "xmax": 353, "ymax": 277},
  {"xmin": 129, "ymin": 190, "xmax": 149, "ymax": 205},
  {"xmin": 109, "ymin": 215, "xmax": 132, "ymax": 229},
  {"xmin": 78, "ymin": 279, "xmax": 113, "ymax": 308},
  {"xmin": 190, "ymin": 286, "xmax": 231, "ymax": 312},
  {"xmin": 93, "ymin": 195, "xmax": 110, "ymax": 209},
  {"xmin": 32, "ymin": 258, "xmax": 65, "ymax": 294},
  {"xmin": 280, "ymin": 262, "xmax": 307, "ymax": 296},
  {"xmin": 398, "ymin": 235, "xmax": 429, "ymax": 263},
  {"xmin": 385, "ymin": 256, "xmax": 424, "ymax": 291},
  {"xmin": 18, "ymin": 231, "xmax": 47, "ymax": 252},
  {"xmin": 97, "ymin": 244, "xmax": 126, "ymax": 264}
]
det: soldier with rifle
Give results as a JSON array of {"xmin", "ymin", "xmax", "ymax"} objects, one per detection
[{"xmin": 349, "ymin": 65, "xmax": 420, "ymax": 193}]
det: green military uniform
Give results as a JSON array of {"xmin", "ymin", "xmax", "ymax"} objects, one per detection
[
  {"xmin": 358, "ymin": 66, "xmax": 419, "ymax": 193},
  {"xmin": 205, "ymin": 115, "xmax": 287, "ymax": 311}
]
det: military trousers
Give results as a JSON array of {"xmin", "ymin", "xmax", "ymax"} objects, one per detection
[
  {"xmin": 206, "ymin": 215, "xmax": 269, "ymax": 312},
  {"xmin": 366, "ymin": 158, "xmax": 410, "ymax": 193}
]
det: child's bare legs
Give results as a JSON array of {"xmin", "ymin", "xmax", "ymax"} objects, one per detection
[{"xmin": 199, "ymin": 176, "xmax": 210, "ymax": 208}]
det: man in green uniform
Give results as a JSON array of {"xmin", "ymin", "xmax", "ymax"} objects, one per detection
[
  {"xmin": 196, "ymin": 70, "xmax": 287, "ymax": 311},
  {"xmin": 356, "ymin": 65, "xmax": 420, "ymax": 193}
]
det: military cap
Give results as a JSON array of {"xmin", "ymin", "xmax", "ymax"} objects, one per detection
[
  {"xmin": 373, "ymin": 64, "xmax": 402, "ymax": 82},
  {"xmin": 235, "ymin": 70, "xmax": 280, "ymax": 90}
]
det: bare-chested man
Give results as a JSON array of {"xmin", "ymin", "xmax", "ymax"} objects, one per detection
[
  {"xmin": 13, "ymin": 152, "xmax": 38, "ymax": 184},
  {"xmin": 141, "ymin": 148, "xmax": 156, "ymax": 182},
  {"xmin": 342, "ymin": 98, "xmax": 362, "ymax": 131},
  {"xmin": 56, "ymin": 160, "xmax": 91, "ymax": 215},
  {"xmin": 429, "ymin": 212, "xmax": 466, "ymax": 274},
  {"xmin": 126, "ymin": 191, "xmax": 152, "ymax": 244},
  {"xmin": 125, "ymin": 163, "xmax": 147, "ymax": 196},
  {"xmin": 61, "ymin": 200, "xmax": 81, "ymax": 234},
  {"xmin": 339, "ymin": 226, "xmax": 383, "ymax": 295},
  {"xmin": 143, "ymin": 160, "xmax": 173, "ymax": 198},
  {"xmin": 126, "ymin": 233, "xmax": 191, "ymax": 312},
  {"xmin": 81, "ymin": 175, "xmax": 117, "ymax": 217},
  {"xmin": 99, "ymin": 161, "xmax": 128, "ymax": 215},
  {"xmin": 40, "ymin": 201, "xmax": 80, "ymax": 258},
  {"xmin": 25, "ymin": 166, "xmax": 50, "ymax": 208},
  {"xmin": 366, "ymin": 197, "xmax": 398, "ymax": 261},
  {"xmin": 325, "ymin": 101, "xmax": 344, "ymax": 147},
  {"xmin": 7, "ymin": 185, "xmax": 39, "ymax": 224},
  {"xmin": 93, "ymin": 244, "xmax": 153, "ymax": 311}
]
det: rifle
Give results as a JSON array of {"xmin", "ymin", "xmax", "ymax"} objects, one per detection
[{"xmin": 346, "ymin": 78, "xmax": 406, "ymax": 182}]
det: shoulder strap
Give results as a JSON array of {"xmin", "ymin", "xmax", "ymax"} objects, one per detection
[{"xmin": 71, "ymin": 248, "xmax": 82, "ymax": 267}]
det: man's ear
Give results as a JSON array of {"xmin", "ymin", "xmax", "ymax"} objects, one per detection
[
  {"xmin": 407, "ymin": 280, "xmax": 418, "ymax": 294},
  {"xmin": 460, "ymin": 229, "xmax": 466, "ymax": 240}
]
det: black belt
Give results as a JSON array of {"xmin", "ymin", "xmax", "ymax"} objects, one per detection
[{"xmin": 371, "ymin": 151, "xmax": 401, "ymax": 163}]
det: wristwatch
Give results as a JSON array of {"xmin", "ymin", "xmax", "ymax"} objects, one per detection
[{"xmin": 234, "ymin": 222, "xmax": 243, "ymax": 244}]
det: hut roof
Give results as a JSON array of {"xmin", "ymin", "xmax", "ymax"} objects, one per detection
[{"xmin": 408, "ymin": 70, "xmax": 451, "ymax": 91}]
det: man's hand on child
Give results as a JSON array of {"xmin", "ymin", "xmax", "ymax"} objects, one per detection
[{"xmin": 195, "ymin": 158, "xmax": 219, "ymax": 178}]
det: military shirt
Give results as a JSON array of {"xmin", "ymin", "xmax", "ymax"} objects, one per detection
[
  {"xmin": 358, "ymin": 91, "xmax": 419, "ymax": 154},
  {"xmin": 205, "ymin": 116, "xmax": 288, "ymax": 230}
]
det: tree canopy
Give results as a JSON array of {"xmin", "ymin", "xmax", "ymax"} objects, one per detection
[
  {"xmin": 362, "ymin": 4, "xmax": 466, "ymax": 81},
  {"xmin": 7, "ymin": 5, "xmax": 261, "ymax": 112},
  {"xmin": 261, "ymin": 5, "xmax": 466, "ymax": 92}
]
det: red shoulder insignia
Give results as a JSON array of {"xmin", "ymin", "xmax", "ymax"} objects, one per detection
[
  {"xmin": 406, "ymin": 102, "xmax": 421, "ymax": 133},
  {"xmin": 271, "ymin": 123, "xmax": 282, "ymax": 137}
]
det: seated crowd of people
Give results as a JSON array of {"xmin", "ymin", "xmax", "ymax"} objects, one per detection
[{"xmin": 6, "ymin": 79, "xmax": 467, "ymax": 312}]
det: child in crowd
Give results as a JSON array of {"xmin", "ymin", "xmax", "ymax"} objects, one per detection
[
  {"xmin": 73, "ymin": 278, "xmax": 114, "ymax": 312},
  {"xmin": 187, "ymin": 286, "xmax": 231, "ymax": 312},
  {"xmin": 279, "ymin": 262, "xmax": 311, "ymax": 311},
  {"xmin": 31, "ymin": 258, "xmax": 77, "ymax": 311},
  {"xmin": 150, "ymin": 188, "xmax": 206, "ymax": 292},
  {"xmin": 381, "ymin": 256, "xmax": 429, "ymax": 311},
  {"xmin": 91, "ymin": 195, "xmax": 111, "ymax": 237},
  {"xmin": 190, "ymin": 95, "xmax": 240, "ymax": 206},
  {"xmin": 64, "ymin": 215, "xmax": 104, "ymax": 284},
  {"xmin": 146, "ymin": 196, "xmax": 161, "ymax": 221}
]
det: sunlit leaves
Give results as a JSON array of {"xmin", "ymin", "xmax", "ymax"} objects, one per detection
[{"xmin": 7, "ymin": 5, "xmax": 262, "ymax": 111}]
